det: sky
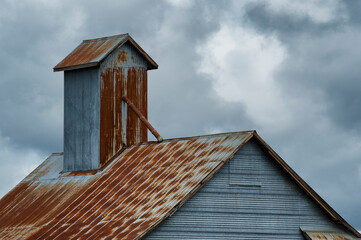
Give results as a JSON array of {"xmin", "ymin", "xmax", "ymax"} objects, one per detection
[{"xmin": 0, "ymin": 0, "xmax": 360, "ymax": 231}]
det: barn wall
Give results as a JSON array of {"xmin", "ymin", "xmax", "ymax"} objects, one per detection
[
  {"xmin": 64, "ymin": 67, "xmax": 100, "ymax": 172},
  {"xmin": 144, "ymin": 139, "xmax": 349, "ymax": 239}
]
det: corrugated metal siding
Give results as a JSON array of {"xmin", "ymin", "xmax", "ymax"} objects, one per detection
[
  {"xmin": 144, "ymin": 139, "xmax": 352, "ymax": 239},
  {"xmin": 0, "ymin": 132, "xmax": 252, "ymax": 240},
  {"xmin": 100, "ymin": 42, "xmax": 148, "ymax": 165},
  {"xmin": 64, "ymin": 67, "xmax": 100, "ymax": 171}
]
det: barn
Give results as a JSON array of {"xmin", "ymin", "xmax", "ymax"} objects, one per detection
[{"xmin": 0, "ymin": 34, "xmax": 359, "ymax": 240}]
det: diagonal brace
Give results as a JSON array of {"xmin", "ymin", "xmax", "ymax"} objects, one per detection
[{"xmin": 122, "ymin": 95, "xmax": 163, "ymax": 142}]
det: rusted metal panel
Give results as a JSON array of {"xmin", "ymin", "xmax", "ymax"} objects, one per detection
[
  {"xmin": 115, "ymin": 68, "xmax": 125, "ymax": 155},
  {"xmin": 126, "ymin": 67, "xmax": 148, "ymax": 146},
  {"xmin": 302, "ymin": 230, "xmax": 360, "ymax": 240},
  {"xmin": 53, "ymin": 34, "xmax": 158, "ymax": 72},
  {"xmin": 99, "ymin": 67, "xmax": 124, "ymax": 167},
  {"xmin": 126, "ymin": 67, "xmax": 138, "ymax": 146},
  {"xmin": 0, "ymin": 131, "xmax": 253, "ymax": 240},
  {"xmin": 141, "ymin": 70, "xmax": 148, "ymax": 141},
  {"xmin": 100, "ymin": 42, "xmax": 149, "ymax": 165}
]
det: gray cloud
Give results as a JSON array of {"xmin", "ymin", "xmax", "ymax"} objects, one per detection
[
  {"xmin": 244, "ymin": 2, "xmax": 361, "ymax": 133},
  {"xmin": 244, "ymin": 2, "xmax": 343, "ymax": 36},
  {"xmin": 343, "ymin": 1, "xmax": 361, "ymax": 26}
]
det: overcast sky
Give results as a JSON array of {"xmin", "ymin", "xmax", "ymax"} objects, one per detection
[{"xmin": 0, "ymin": 0, "xmax": 361, "ymax": 231}]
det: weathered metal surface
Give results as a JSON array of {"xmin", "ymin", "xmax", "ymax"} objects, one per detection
[
  {"xmin": 60, "ymin": 35, "xmax": 153, "ymax": 171},
  {"xmin": 100, "ymin": 42, "xmax": 148, "ymax": 165},
  {"xmin": 126, "ymin": 66, "xmax": 146, "ymax": 146},
  {"xmin": 99, "ymin": 67, "xmax": 124, "ymax": 167},
  {"xmin": 0, "ymin": 131, "xmax": 253, "ymax": 240},
  {"xmin": 144, "ymin": 140, "xmax": 357, "ymax": 239},
  {"xmin": 64, "ymin": 67, "xmax": 100, "ymax": 172},
  {"xmin": 302, "ymin": 230, "xmax": 359, "ymax": 240},
  {"xmin": 53, "ymin": 34, "xmax": 158, "ymax": 72},
  {"xmin": 122, "ymin": 95, "xmax": 163, "ymax": 142}
]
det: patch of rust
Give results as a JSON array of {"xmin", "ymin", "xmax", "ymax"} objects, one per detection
[{"xmin": 118, "ymin": 50, "xmax": 128, "ymax": 63}]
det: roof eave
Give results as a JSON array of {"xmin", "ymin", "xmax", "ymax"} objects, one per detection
[{"xmin": 53, "ymin": 62, "xmax": 99, "ymax": 72}]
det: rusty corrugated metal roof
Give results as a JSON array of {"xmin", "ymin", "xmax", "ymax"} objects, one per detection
[
  {"xmin": 302, "ymin": 230, "xmax": 361, "ymax": 240},
  {"xmin": 0, "ymin": 131, "xmax": 253, "ymax": 240},
  {"xmin": 53, "ymin": 34, "xmax": 158, "ymax": 72},
  {"xmin": 0, "ymin": 130, "xmax": 360, "ymax": 239}
]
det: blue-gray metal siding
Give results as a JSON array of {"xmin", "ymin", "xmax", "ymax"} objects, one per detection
[
  {"xmin": 101, "ymin": 41, "xmax": 149, "ymax": 69},
  {"xmin": 64, "ymin": 67, "xmax": 100, "ymax": 172},
  {"xmin": 144, "ymin": 139, "xmax": 350, "ymax": 239}
]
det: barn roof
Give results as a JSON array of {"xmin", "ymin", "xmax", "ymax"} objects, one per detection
[
  {"xmin": 0, "ymin": 131, "xmax": 359, "ymax": 239},
  {"xmin": 53, "ymin": 34, "xmax": 158, "ymax": 72}
]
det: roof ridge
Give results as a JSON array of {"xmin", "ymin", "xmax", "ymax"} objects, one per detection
[
  {"xmin": 145, "ymin": 130, "xmax": 256, "ymax": 144},
  {"xmin": 82, "ymin": 33, "xmax": 129, "ymax": 42}
]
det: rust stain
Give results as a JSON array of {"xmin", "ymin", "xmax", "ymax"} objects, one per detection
[
  {"xmin": 100, "ymin": 68, "xmax": 116, "ymax": 166},
  {"xmin": 141, "ymin": 70, "xmax": 148, "ymax": 142},
  {"xmin": 114, "ymin": 68, "xmax": 124, "ymax": 159},
  {"xmin": 117, "ymin": 50, "xmax": 128, "ymax": 62},
  {"xmin": 0, "ymin": 132, "xmax": 253, "ymax": 240},
  {"xmin": 126, "ymin": 67, "xmax": 138, "ymax": 146},
  {"xmin": 312, "ymin": 233, "xmax": 328, "ymax": 239},
  {"xmin": 307, "ymin": 232, "xmax": 354, "ymax": 240},
  {"xmin": 131, "ymin": 54, "xmax": 141, "ymax": 65},
  {"xmin": 126, "ymin": 67, "xmax": 147, "ymax": 146},
  {"xmin": 332, "ymin": 236, "xmax": 350, "ymax": 240}
]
